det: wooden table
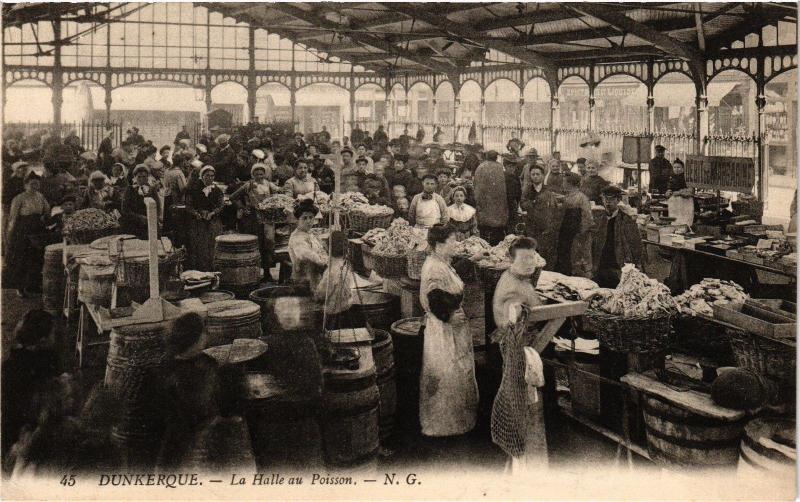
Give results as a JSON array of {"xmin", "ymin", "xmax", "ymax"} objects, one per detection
[{"xmin": 644, "ymin": 239, "xmax": 796, "ymax": 296}]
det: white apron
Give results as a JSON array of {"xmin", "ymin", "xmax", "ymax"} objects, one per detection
[{"xmin": 419, "ymin": 254, "xmax": 479, "ymax": 437}]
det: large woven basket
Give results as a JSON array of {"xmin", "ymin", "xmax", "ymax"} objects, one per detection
[
  {"xmin": 117, "ymin": 248, "xmax": 185, "ymax": 288},
  {"xmin": 348, "ymin": 210, "xmax": 393, "ymax": 233},
  {"xmin": 258, "ymin": 207, "xmax": 288, "ymax": 224},
  {"xmin": 583, "ymin": 309, "xmax": 672, "ymax": 352},
  {"xmin": 476, "ymin": 263, "xmax": 541, "ymax": 288},
  {"xmin": 372, "ymin": 250, "xmax": 406, "ymax": 278},
  {"xmin": 728, "ymin": 328, "xmax": 795, "ymax": 385},
  {"xmin": 65, "ymin": 224, "xmax": 120, "ymax": 245},
  {"xmin": 406, "ymin": 249, "xmax": 428, "ymax": 280}
]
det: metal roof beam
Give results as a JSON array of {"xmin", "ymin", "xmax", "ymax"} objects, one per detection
[
  {"xmin": 381, "ymin": 2, "xmax": 558, "ymax": 75},
  {"xmin": 270, "ymin": 3, "xmax": 456, "ymax": 73}
]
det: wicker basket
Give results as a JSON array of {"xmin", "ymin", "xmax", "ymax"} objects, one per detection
[
  {"xmin": 728, "ymin": 328, "xmax": 795, "ymax": 385},
  {"xmin": 348, "ymin": 210, "xmax": 393, "ymax": 233},
  {"xmin": 361, "ymin": 242, "xmax": 375, "ymax": 272},
  {"xmin": 673, "ymin": 314, "xmax": 734, "ymax": 363},
  {"xmin": 476, "ymin": 263, "xmax": 541, "ymax": 288},
  {"xmin": 258, "ymin": 207, "xmax": 289, "ymax": 224},
  {"xmin": 117, "ymin": 248, "xmax": 185, "ymax": 288},
  {"xmin": 583, "ymin": 309, "xmax": 672, "ymax": 352},
  {"xmin": 372, "ymin": 250, "xmax": 406, "ymax": 278},
  {"xmin": 406, "ymin": 248, "xmax": 429, "ymax": 280},
  {"xmin": 65, "ymin": 224, "xmax": 120, "ymax": 245}
]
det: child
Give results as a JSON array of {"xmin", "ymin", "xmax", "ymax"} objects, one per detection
[
  {"xmin": 395, "ymin": 197, "xmax": 410, "ymax": 220},
  {"xmin": 447, "ymin": 186, "xmax": 478, "ymax": 240},
  {"xmin": 436, "ymin": 169, "xmax": 453, "ymax": 204},
  {"xmin": 391, "ymin": 184, "xmax": 408, "ymax": 205}
]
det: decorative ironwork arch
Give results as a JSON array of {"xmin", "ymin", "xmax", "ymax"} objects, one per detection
[
  {"xmin": 484, "ymin": 68, "xmax": 521, "ymax": 92},
  {"xmin": 255, "ymin": 74, "xmax": 291, "ymax": 89},
  {"xmin": 6, "ymin": 69, "xmax": 53, "ymax": 87},
  {"xmin": 652, "ymin": 60, "xmax": 693, "ymax": 84},
  {"xmin": 558, "ymin": 66, "xmax": 592, "ymax": 88},
  {"xmin": 764, "ymin": 53, "xmax": 798, "ymax": 84},
  {"xmin": 434, "ymin": 78, "xmax": 455, "ymax": 96},
  {"xmin": 522, "ymin": 67, "xmax": 551, "ymax": 92},
  {"xmin": 353, "ymin": 74, "xmax": 384, "ymax": 91},
  {"xmin": 209, "ymin": 73, "xmax": 248, "ymax": 89},
  {"xmin": 407, "ymin": 79, "xmax": 434, "ymax": 94},
  {"xmin": 594, "ymin": 62, "xmax": 649, "ymax": 86},
  {"xmin": 63, "ymin": 70, "xmax": 106, "ymax": 87},
  {"xmin": 522, "ymin": 75, "xmax": 553, "ymax": 99},
  {"xmin": 457, "ymin": 78, "xmax": 482, "ymax": 97},
  {"xmin": 111, "ymin": 70, "xmax": 204, "ymax": 90},
  {"xmin": 459, "ymin": 70, "xmax": 484, "ymax": 90},
  {"xmin": 706, "ymin": 56, "xmax": 758, "ymax": 83},
  {"xmin": 484, "ymin": 75, "xmax": 521, "ymax": 93},
  {"xmin": 557, "ymin": 74, "xmax": 591, "ymax": 94},
  {"xmin": 295, "ymin": 73, "xmax": 350, "ymax": 91},
  {"xmin": 388, "ymin": 82, "xmax": 406, "ymax": 97}
]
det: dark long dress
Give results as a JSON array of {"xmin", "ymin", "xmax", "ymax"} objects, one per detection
[
  {"xmin": 187, "ymin": 184, "xmax": 225, "ymax": 271},
  {"xmin": 4, "ymin": 192, "xmax": 49, "ymax": 291},
  {"xmin": 121, "ymin": 184, "xmax": 161, "ymax": 239}
]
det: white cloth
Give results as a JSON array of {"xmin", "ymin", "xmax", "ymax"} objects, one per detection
[
  {"xmin": 667, "ymin": 195, "xmax": 695, "ymax": 226},
  {"xmin": 419, "ymin": 254, "xmax": 478, "ymax": 437},
  {"xmin": 415, "ymin": 197, "xmax": 441, "ymax": 228},
  {"xmin": 447, "ymin": 203, "xmax": 476, "ymax": 223},
  {"xmin": 523, "ymin": 347, "xmax": 544, "ymax": 404},
  {"xmin": 202, "ymin": 185, "xmax": 214, "ymax": 197},
  {"xmin": 253, "ymin": 181, "xmax": 271, "ymax": 195}
]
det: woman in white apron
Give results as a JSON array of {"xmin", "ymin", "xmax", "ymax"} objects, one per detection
[
  {"xmin": 665, "ymin": 158, "xmax": 694, "ymax": 227},
  {"xmin": 418, "ymin": 224, "xmax": 478, "ymax": 437}
]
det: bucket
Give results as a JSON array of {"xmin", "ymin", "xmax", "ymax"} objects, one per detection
[
  {"xmin": 77, "ymin": 258, "xmax": 116, "ymax": 308},
  {"xmin": 642, "ymin": 395, "xmax": 746, "ymax": 468},
  {"xmin": 242, "ymin": 373, "xmax": 323, "ymax": 469},
  {"xmin": 738, "ymin": 417, "xmax": 796, "ymax": 480},
  {"xmin": 43, "ymin": 243, "xmax": 65, "ymax": 312},
  {"xmin": 372, "ymin": 329, "xmax": 396, "ymax": 442},
  {"xmin": 250, "ymin": 285, "xmax": 323, "ymax": 335},
  {"xmin": 320, "ymin": 346, "xmax": 380, "ymax": 466},
  {"xmin": 353, "ymin": 290, "xmax": 400, "ymax": 331},
  {"xmin": 206, "ymin": 299, "xmax": 262, "ymax": 347},
  {"xmin": 214, "ymin": 233, "xmax": 261, "ymax": 298}
]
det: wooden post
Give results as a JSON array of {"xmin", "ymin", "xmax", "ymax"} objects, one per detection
[{"xmin": 145, "ymin": 198, "xmax": 160, "ymax": 301}]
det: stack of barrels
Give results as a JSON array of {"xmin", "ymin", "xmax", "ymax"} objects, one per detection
[
  {"xmin": 738, "ymin": 417, "xmax": 796, "ymax": 480},
  {"xmin": 104, "ymin": 321, "xmax": 168, "ymax": 467},
  {"xmin": 249, "ymin": 285, "xmax": 323, "ymax": 336},
  {"xmin": 42, "ymin": 243, "xmax": 66, "ymax": 316},
  {"xmin": 319, "ymin": 344, "xmax": 380, "ymax": 467},
  {"xmin": 205, "ymin": 299, "xmax": 262, "ymax": 347},
  {"xmin": 214, "ymin": 234, "xmax": 261, "ymax": 298},
  {"xmin": 371, "ymin": 330, "xmax": 397, "ymax": 444},
  {"xmin": 352, "ymin": 290, "xmax": 400, "ymax": 331}
]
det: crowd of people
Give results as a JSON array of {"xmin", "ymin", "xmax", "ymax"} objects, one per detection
[{"xmin": 0, "ymin": 120, "xmax": 699, "ymax": 473}]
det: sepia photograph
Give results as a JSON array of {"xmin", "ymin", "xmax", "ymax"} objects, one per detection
[{"xmin": 0, "ymin": 1, "xmax": 797, "ymax": 500}]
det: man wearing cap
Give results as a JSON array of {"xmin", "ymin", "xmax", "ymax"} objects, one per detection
[
  {"xmin": 648, "ymin": 145, "xmax": 672, "ymax": 194},
  {"xmin": 291, "ymin": 132, "xmax": 307, "ymax": 158},
  {"xmin": 319, "ymin": 125, "xmax": 331, "ymax": 145},
  {"xmin": 473, "ymin": 150, "xmax": 508, "ymax": 245},
  {"xmin": 212, "ymin": 134, "xmax": 236, "ymax": 184},
  {"xmin": 521, "ymin": 163, "xmax": 562, "ymax": 270},
  {"xmin": 575, "ymin": 158, "xmax": 588, "ymax": 177},
  {"xmin": 409, "ymin": 174, "xmax": 449, "ymax": 231},
  {"xmin": 174, "ymin": 125, "xmax": 191, "ymax": 147},
  {"xmin": 592, "ymin": 185, "xmax": 644, "ymax": 288},
  {"xmin": 121, "ymin": 164, "xmax": 161, "ymax": 239},
  {"xmin": 374, "ymin": 125, "xmax": 388, "ymax": 146}
]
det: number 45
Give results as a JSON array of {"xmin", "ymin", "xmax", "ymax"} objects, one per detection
[{"xmin": 60, "ymin": 474, "xmax": 76, "ymax": 487}]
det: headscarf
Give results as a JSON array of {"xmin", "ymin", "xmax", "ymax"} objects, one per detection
[
  {"xmin": 251, "ymin": 163, "xmax": 267, "ymax": 177},
  {"xmin": 199, "ymin": 165, "xmax": 216, "ymax": 196}
]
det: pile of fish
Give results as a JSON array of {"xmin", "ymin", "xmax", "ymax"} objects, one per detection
[{"xmin": 673, "ymin": 278, "xmax": 748, "ymax": 317}]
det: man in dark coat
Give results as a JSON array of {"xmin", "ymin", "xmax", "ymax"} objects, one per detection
[
  {"xmin": 521, "ymin": 163, "xmax": 562, "ymax": 270},
  {"xmin": 592, "ymin": 185, "xmax": 644, "ymax": 288},
  {"xmin": 373, "ymin": 125, "xmax": 388, "ymax": 146},
  {"xmin": 648, "ymin": 144, "xmax": 672, "ymax": 195}
]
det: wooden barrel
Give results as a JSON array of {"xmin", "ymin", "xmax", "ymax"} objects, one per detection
[
  {"xmin": 372, "ymin": 329, "xmax": 396, "ymax": 442},
  {"xmin": 206, "ymin": 299, "xmax": 262, "ymax": 347},
  {"xmin": 642, "ymin": 395, "xmax": 746, "ymax": 468},
  {"xmin": 105, "ymin": 321, "xmax": 168, "ymax": 400},
  {"xmin": 353, "ymin": 290, "xmax": 400, "ymax": 331},
  {"xmin": 320, "ymin": 347, "xmax": 380, "ymax": 466},
  {"xmin": 198, "ymin": 290, "xmax": 235, "ymax": 304},
  {"xmin": 242, "ymin": 373, "xmax": 323, "ymax": 469},
  {"xmin": 390, "ymin": 317, "xmax": 424, "ymax": 432},
  {"xmin": 42, "ymin": 243, "xmax": 65, "ymax": 313},
  {"xmin": 214, "ymin": 233, "xmax": 261, "ymax": 298},
  {"xmin": 738, "ymin": 418, "xmax": 796, "ymax": 480},
  {"xmin": 77, "ymin": 260, "xmax": 116, "ymax": 308},
  {"xmin": 250, "ymin": 285, "xmax": 323, "ymax": 336}
]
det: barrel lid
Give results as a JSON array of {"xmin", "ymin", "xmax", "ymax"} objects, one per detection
[
  {"xmin": 204, "ymin": 338, "xmax": 268, "ymax": 366},
  {"xmin": 216, "ymin": 233, "xmax": 257, "ymax": 244},
  {"xmin": 391, "ymin": 317, "xmax": 423, "ymax": 337},
  {"xmin": 90, "ymin": 234, "xmax": 136, "ymax": 250},
  {"xmin": 207, "ymin": 299, "xmax": 261, "ymax": 318},
  {"xmin": 352, "ymin": 289, "xmax": 395, "ymax": 305},
  {"xmin": 745, "ymin": 418, "xmax": 796, "ymax": 457},
  {"xmin": 199, "ymin": 290, "xmax": 235, "ymax": 304}
]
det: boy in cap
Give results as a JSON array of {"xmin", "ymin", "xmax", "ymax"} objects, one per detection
[{"xmin": 591, "ymin": 185, "xmax": 644, "ymax": 288}]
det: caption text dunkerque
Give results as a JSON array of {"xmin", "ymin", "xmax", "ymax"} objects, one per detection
[{"xmin": 93, "ymin": 472, "xmax": 421, "ymax": 488}]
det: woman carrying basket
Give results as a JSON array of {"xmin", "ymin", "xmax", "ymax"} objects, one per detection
[{"xmin": 239, "ymin": 163, "xmax": 283, "ymax": 277}]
